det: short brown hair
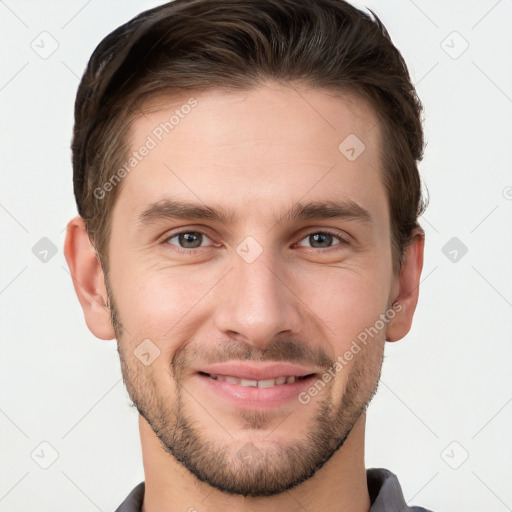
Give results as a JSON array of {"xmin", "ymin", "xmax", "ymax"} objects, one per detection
[{"xmin": 72, "ymin": 0, "xmax": 426, "ymax": 275}]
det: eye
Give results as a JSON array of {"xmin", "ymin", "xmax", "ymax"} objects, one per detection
[
  {"xmin": 296, "ymin": 231, "xmax": 347, "ymax": 249},
  {"xmin": 162, "ymin": 229, "xmax": 348, "ymax": 254},
  {"xmin": 165, "ymin": 231, "xmax": 214, "ymax": 251}
]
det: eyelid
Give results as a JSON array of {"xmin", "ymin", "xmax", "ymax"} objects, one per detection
[
  {"xmin": 161, "ymin": 227, "xmax": 350, "ymax": 254},
  {"xmin": 163, "ymin": 229, "xmax": 217, "ymax": 251},
  {"xmin": 295, "ymin": 229, "xmax": 349, "ymax": 248}
]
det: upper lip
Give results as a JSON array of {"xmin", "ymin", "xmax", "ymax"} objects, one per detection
[{"xmin": 196, "ymin": 362, "xmax": 318, "ymax": 381}]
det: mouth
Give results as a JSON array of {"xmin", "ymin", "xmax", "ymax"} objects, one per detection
[
  {"xmin": 194, "ymin": 362, "xmax": 320, "ymax": 410},
  {"xmin": 198, "ymin": 372, "xmax": 315, "ymax": 388}
]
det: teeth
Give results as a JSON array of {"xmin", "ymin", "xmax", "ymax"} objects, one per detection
[
  {"xmin": 240, "ymin": 379, "xmax": 258, "ymax": 386},
  {"xmin": 258, "ymin": 379, "xmax": 276, "ymax": 388},
  {"xmin": 208, "ymin": 374, "xmax": 305, "ymax": 387}
]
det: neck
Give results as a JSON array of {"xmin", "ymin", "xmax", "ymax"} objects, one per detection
[{"xmin": 139, "ymin": 413, "xmax": 370, "ymax": 512}]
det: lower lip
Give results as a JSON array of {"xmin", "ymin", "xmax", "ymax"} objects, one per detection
[{"xmin": 196, "ymin": 373, "xmax": 317, "ymax": 410}]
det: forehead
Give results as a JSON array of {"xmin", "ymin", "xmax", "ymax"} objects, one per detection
[{"xmin": 116, "ymin": 81, "xmax": 386, "ymax": 225}]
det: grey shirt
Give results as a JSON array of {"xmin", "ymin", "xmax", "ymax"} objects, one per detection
[{"xmin": 114, "ymin": 468, "xmax": 434, "ymax": 511}]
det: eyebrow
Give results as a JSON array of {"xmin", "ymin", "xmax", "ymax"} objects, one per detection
[
  {"xmin": 282, "ymin": 200, "xmax": 372, "ymax": 224},
  {"xmin": 136, "ymin": 198, "xmax": 372, "ymax": 228}
]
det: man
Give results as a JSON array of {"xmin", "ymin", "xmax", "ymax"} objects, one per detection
[{"xmin": 64, "ymin": 0, "xmax": 431, "ymax": 510}]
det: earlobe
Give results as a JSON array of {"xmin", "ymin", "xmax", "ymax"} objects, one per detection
[
  {"xmin": 63, "ymin": 216, "xmax": 116, "ymax": 340},
  {"xmin": 386, "ymin": 228, "xmax": 425, "ymax": 342}
]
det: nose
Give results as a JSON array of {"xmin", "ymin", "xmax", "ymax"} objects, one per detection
[{"xmin": 213, "ymin": 250, "xmax": 302, "ymax": 351}]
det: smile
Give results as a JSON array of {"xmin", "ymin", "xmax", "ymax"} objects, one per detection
[{"xmin": 201, "ymin": 372, "xmax": 313, "ymax": 388}]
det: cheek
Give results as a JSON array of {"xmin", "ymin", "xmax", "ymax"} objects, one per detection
[
  {"xmin": 112, "ymin": 262, "xmax": 221, "ymax": 342},
  {"xmin": 293, "ymin": 264, "xmax": 391, "ymax": 345},
  {"xmin": 111, "ymin": 238, "xmax": 393, "ymax": 348}
]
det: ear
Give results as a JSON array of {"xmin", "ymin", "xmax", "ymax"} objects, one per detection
[
  {"xmin": 63, "ymin": 216, "xmax": 116, "ymax": 340},
  {"xmin": 386, "ymin": 228, "xmax": 424, "ymax": 342}
]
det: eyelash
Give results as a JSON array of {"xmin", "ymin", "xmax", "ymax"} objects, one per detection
[{"xmin": 162, "ymin": 229, "xmax": 349, "ymax": 255}]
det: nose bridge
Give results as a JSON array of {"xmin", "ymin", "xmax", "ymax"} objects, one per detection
[{"xmin": 214, "ymin": 247, "xmax": 301, "ymax": 347}]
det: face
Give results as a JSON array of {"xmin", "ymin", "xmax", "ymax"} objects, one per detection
[{"xmin": 105, "ymin": 82, "xmax": 400, "ymax": 496}]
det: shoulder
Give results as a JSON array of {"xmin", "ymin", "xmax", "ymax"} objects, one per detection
[
  {"xmin": 114, "ymin": 481, "xmax": 145, "ymax": 512},
  {"xmin": 367, "ymin": 468, "xmax": 435, "ymax": 512}
]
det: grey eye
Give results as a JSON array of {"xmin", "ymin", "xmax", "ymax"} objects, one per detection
[
  {"xmin": 298, "ymin": 232, "xmax": 342, "ymax": 249},
  {"xmin": 167, "ymin": 231, "xmax": 211, "ymax": 249}
]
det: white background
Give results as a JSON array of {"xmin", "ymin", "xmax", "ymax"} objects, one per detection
[{"xmin": 1, "ymin": 1, "xmax": 511, "ymax": 511}]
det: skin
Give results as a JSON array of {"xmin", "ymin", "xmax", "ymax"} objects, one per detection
[{"xmin": 64, "ymin": 80, "xmax": 424, "ymax": 512}]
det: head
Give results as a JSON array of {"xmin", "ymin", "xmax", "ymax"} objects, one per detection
[{"xmin": 65, "ymin": 0, "xmax": 425, "ymax": 498}]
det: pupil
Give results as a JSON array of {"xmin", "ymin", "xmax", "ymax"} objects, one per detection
[
  {"xmin": 180, "ymin": 232, "xmax": 201, "ymax": 248},
  {"xmin": 311, "ymin": 233, "xmax": 332, "ymax": 248}
]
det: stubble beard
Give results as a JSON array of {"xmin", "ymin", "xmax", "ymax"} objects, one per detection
[{"xmin": 106, "ymin": 279, "xmax": 384, "ymax": 497}]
